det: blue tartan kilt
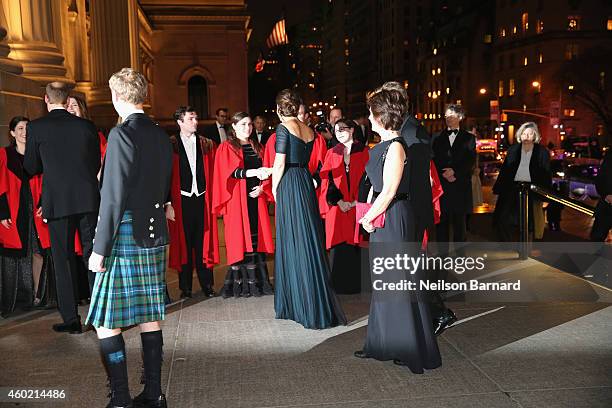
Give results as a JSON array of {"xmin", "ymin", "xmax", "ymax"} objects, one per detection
[{"xmin": 86, "ymin": 211, "xmax": 167, "ymax": 329}]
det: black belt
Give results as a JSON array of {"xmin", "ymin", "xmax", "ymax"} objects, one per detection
[
  {"xmin": 286, "ymin": 163, "xmax": 307, "ymax": 168},
  {"xmin": 373, "ymin": 191, "xmax": 410, "ymax": 201}
]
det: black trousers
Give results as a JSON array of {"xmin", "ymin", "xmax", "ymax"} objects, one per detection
[
  {"xmin": 435, "ymin": 211, "xmax": 467, "ymax": 256},
  {"xmin": 591, "ymin": 201, "xmax": 612, "ymax": 241},
  {"xmin": 46, "ymin": 212, "xmax": 97, "ymax": 323},
  {"xmin": 179, "ymin": 194, "xmax": 213, "ymax": 292}
]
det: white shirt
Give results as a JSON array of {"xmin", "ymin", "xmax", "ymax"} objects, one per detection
[
  {"xmin": 256, "ymin": 131, "xmax": 263, "ymax": 143},
  {"xmin": 180, "ymin": 133, "xmax": 205, "ymax": 197},
  {"xmin": 448, "ymin": 128, "xmax": 458, "ymax": 147},
  {"xmin": 217, "ymin": 122, "xmax": 227, "ymax": 143},
  {"xmin": 514, "ymin": 148, "xmax": 533, "ymax": 182}
]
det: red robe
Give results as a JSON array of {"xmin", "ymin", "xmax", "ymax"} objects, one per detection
[
  {"xmin": 0, "ymin": 147, "xmax": 50, "ymax": 249},
  {"xmin": 262, "ymin": 131, "xmax": 327, "ymax": 201},
  {"xmin": 423, "ymin": 161, "xmax": 443, "ymax": 248},
  {"xmin": 167, "ymin": 136, "xmax": 219, "ymax": 271},
  {"xmin": 319, "ymin": 143, "xmax": 369, "ymax": 249},
  {"xmin": 99, "ymin": 131, "xmax": 108, "ymax": 162},
  {"xmin": 212, "ymin": 141, "xmax": 274, "ymax": 265}
]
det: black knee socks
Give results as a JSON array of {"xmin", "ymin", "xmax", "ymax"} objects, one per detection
[
  {"xmin": 141, "ymin": 330, "xmax": 164, "ymax": 399},
  {"xmin": 100, "ymin": 334, "xmax": 131, "ymax": 405}
]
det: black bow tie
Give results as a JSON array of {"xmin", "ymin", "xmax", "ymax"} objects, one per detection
[{"xmin": 448, "ymin": 129, "xmax": 458, "ymax": 134}]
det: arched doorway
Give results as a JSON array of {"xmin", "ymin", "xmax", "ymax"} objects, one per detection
[{"xmin": 188, "ymin": 75, "xmax": 208, "ymax": 119}]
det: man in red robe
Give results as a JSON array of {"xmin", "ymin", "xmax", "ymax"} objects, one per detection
[{"xmin": 166, "ymin": 106, "xmax": 219, "ymax": 298}]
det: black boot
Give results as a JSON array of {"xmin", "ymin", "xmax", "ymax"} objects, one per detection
[
  {"xmin": 233, "ymin": 266, "xmax": 243, "ymax": 298},
  {"xmin": 100, "ymin": 334, "xmax": 132, "ymax": 408},
  {"xmin": 221, "ymin": 267, "xmax": 236, "ymax": 299},
  {"xmin": 256, "ymin": 256, "xmax": 274, "ymax": 295},
  {"xmin": 133, "ymin": 330, "xmax": 167, "ymax": 408},
  {"xmin": 241, "ymin": 265, "xmax": 251, "ymax": 298},
  {"xmin": 246, "ymin": 265, "xmax": 261, "ymax": 297}
]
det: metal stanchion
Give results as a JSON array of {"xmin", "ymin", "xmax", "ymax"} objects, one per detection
[{"xmin": 518, "ymin": 182, "xmax": 530, "ymax": 260}]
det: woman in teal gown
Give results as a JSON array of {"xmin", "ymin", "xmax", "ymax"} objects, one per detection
[{"xmin": 271, "ymin": 89, "xmax": 347, "ymax": 329}]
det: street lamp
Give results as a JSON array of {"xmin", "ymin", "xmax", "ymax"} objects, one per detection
[{"xmin": 479, "ymin": 88, "xmax": 487, "ymax": 95}]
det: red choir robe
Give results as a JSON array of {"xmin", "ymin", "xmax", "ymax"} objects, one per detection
[
  {"xmin": 423, "ymin": 161, "xmax": 444, "ymax": 249},
  {"xmin": 212, "ymin": 141, "xmax": 274, "ymax": 265},
  {"xmin": 167, "ymin": 136, "xmax": 220, "ymax": 271},
  {"xmin": 0, "ymin": 147, "xmax": 50, "ymax": 250},
  {"xmin": 99, "ymin": 131, "xmax": 108, "ymax": 162},
  {"xmin": 319, "ymin": 142, "xmax": 369, "ymax": 250},
  {"xmin": 261, "ymin": 131, "xmax": 327, "ymax": 201}
]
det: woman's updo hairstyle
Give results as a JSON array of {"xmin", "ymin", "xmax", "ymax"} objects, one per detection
[
  {"xmin": 275, "ymin": 89, "xmax": 302, "ymax": 117},
  {"xmin": 366, "ymin": 81, "xmax": 408, "ymax": 131}
]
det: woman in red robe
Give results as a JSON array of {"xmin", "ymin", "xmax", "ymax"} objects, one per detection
[
  {"xmin": 0, "ymin": 117, "xmax": 54, "ymax": 315},
  {"xmin": 213, "ymin": 112, "xmax": 274, "ymax": 298},
  {"xmin": 319, "ymin": 119, "xmax": 369, "ymax": 294}
]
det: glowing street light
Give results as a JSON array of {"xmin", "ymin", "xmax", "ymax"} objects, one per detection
[{"xmin": 479, "ymin": 88, "xmax": 487, "ymax": 95}]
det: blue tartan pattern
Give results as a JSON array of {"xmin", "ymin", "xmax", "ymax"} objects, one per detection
[{"xmin": 86, "ymin": 212, "xmax": 167, "ymax": 328}]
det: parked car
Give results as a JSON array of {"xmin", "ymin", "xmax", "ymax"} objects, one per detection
[{"xmin": 562, "ymin": 163, "xmax": 601, "ymax": 200}]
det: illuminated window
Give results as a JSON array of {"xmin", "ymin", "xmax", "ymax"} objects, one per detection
[
  {"xmin": 538, "ymin": 52, "xmax": 543, "ymax": 63},
  {"xmin": 608, "ymin": 19, "xmax": 612, "ymax": 30},
  {"xmin": 567, "ymin": 16, "xmax": 580, "ymax": 31},
  {"xmin": 432, "ymin": 69, "xmax": 436, "ymax": 76},
  {"xmin": 522, "ymin": 13, "xmax": 529, "ymax": 32},
  {"xmin": 437, "ymin": 67, "xmax": 441, "ymax": 74},
  {"xmin": 563, "ymin": 109, "xmax": 575, "ymax": 117},
  {"xmin": 565, "ymin": 44, "xmax": 579, "ymax": 60},
  {"xmin": 446, "ymin": 87, "xmax": 450, "ymax": 94},
  {"xmin": 509, "ymin": 79, "xmax": 515, "ymax": 96},
  {"xmin": 523, "ymin": 56, "xmax": 528, "ymax": 66},
  {"xmin": 512, "ymin": 26, "xmax": 517, "ymax": 34},
  {"xmin": 484, "ymin": 34, "xmax": 492, "ymax": 43},
  {"xmin": 500, "ymin": 28, "xmax": 506, "ymax": 37},
  {"xmin": 536, "ymin": 19, "xmax": 544, "ymax": 34},
  {"xmin": 498, "ymin": 80, "xmax": 504, "ymax": 97}
]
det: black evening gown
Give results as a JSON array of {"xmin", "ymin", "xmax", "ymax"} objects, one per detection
[
  {"xmin": 274, "ymin": 124, "xmax": 347, "ymax": 329},
  {"xmin": 362, "ymin": 137, "xmax": 441, "ymax": 373}
]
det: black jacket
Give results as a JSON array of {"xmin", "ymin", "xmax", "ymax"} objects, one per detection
[
  {"xmin": 251, "ymin": 129, "xmax": 272, "ymax": 146},
  {"xmin": 203, "ymin": 123, "xmax": 229, "ymax": 145},
  {"xmin": 93, "ymin": 113, "xmax": 173, "ymax": 256},
  {"xmin": 431, "ymin": 128, "xmax": 476, "ymax": 214},
  {"xmin": 23, "ymin": 109, "xmax": 100, "ymax": 219},
  {"xmin": 493, "ymin": 143, "xmax": 551, "ymax": 195},
  {"xmin": 595, "ymin": 152, "xmax": 611, "ymax": 199}
]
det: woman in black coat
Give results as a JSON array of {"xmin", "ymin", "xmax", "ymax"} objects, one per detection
[{"xmin": 493, "ymin": 122, "xmax": 551, "ymax": 241}]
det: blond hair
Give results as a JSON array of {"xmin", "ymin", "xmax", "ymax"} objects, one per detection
[
  {"xmin": 516, "ymin": 122, "xmax": 541, "ymax": 143},
  {"xmin": 108, "ymin": 68, "xmax": 148, "ymax": 105},
  {"xmin": 45, "ymin": 82, "xmax": 70, "ymax": 104}
]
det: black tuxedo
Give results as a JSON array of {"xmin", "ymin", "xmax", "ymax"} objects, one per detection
[
  {"xmin": 431, "ymin": 128, "xmax": 476, "ymax": 254},
  {"xmin": 172, "ymin": 134, "xmax": 213, "ymax": 292},
  {"xmin": 24, "ymin": 108, "xmax": 101, "ymax": 324},
  {"xmin": 204, "ymin": 122, "xmax": 229, "ymax": 145},
  {"xmin": 94, "ymin": 113, "xmax": 173, "ymax": 257},
  {"xmin": 251, "ymin": 129, "xmax": 271, "ymax": 146}
]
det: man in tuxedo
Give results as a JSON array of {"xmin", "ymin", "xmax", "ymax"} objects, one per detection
[
  {"xmin": 353, "ymin": 113, "xmax": 371, "ymax": 144},
  {"xmin": 167, "ymin": 106, "xmax": 217, "ymax": 298},
  {"xmin": 320, "ymin": 107, "xmax": 343, "ymax": 148},
  {"xmin": 204, "ymin": 107, "xmax": 229, "ymax": 145},
  {"xmin": 24, "ymin": 82, "xmax": 100, "ymax": 334},
  {"xmin": 430, "ymin": 104, "xmax": 476, "ymax": 335},
  {"xmin": 252, "ymin": 115, "xmax": 271, "ymax": 145}
]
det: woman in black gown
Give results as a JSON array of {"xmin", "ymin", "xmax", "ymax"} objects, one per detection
[
  {"xmin": 271, "ymin": 89, "xmax": 347, "ymax": 329},
  {"xmin": 354, "ymin": 82, "xmax": 441, "ymax": 373}
]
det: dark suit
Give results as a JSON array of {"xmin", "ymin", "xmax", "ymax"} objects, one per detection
[
  {"xmin": 94, "ymin": 113, "xmax": 173, "ymax": 257},
  {"xmin": 24, "ymin": 108, "xmax": 101, "ymax": 324},
  {"xmin": 591, "ymin": 152, "xmax": 612, "ymax": 241},
  {"xmin": 251, "ymin": 129, "xmax": 271, "ymax": 146},
  {"xmin": 172, "ymin": 134, "xmax": 213, "ymax": 292},
  {"xmin": 431, "ymin": 129, "xmax": 476, "ymax": 254},
  {"xmin": 204, "ymin": 122, "xmax": 229, "ymax": 145}
]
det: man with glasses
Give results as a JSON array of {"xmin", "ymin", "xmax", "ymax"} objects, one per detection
[{"xmin": 204, "ymin": 107, "xmax": 229, "ymax": 145}]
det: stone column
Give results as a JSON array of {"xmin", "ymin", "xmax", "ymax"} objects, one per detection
[
  {"xmin": 2, "ymin": 0, "xmax": 69, "ymax": 82},
  {"xmin": 88, "ymin": 0, "xmax": 140, "ymax": 128},
  {"xmin": 0, "ymin": 4, "xmax": 22, "ymax": 74}
]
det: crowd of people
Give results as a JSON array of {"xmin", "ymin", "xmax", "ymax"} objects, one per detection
[{"xmin": 0, "ymin": 67, "xmax": 610, "ymax": 407}]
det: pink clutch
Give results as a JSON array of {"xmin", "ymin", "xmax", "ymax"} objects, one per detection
[{"xmin": 355, "ymin": 202, "xmax": 385, "ymax": 228}]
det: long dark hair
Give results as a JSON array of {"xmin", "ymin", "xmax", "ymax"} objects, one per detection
[
  {"xmin": 228, "ymin": 112, "xmax": 263, "ymax": 157},
  {"xmin": 68, "ymin": 95, "xmax": 90, "ymax": 119},
  {"xmin": 8, "ymin": 116, "xmax": 30, "ymax": 146}
]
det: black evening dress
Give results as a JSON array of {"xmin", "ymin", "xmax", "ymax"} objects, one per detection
[
  {"xmin": 362, "ymin": 137, "xmax": 441, "ymax": 373},
  {"xmin": 273, "ymin": 124, "xmax": 347, "ymax": 329}
]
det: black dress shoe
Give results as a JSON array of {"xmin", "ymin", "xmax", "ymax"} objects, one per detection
[
  {"xmin": 180, "ymin": 291, "xmax": 192, "ymax": 299},
  {"xmin": 52, "ymin": 320, "xmax": 82, "ymax": 334},
  {"xmin": 353, "ymin": 350, "xmax": 370, "ymax": 359},
  {"xmin": 202, "ymin": 286, "xmax": 216, "ymax": 298},
  {"xmin": 106, "ymin": 402, "xmax": 133, "ymax": 408},
  {"xmin": 393, "ymin": 359, "xmax": 408, "ymax": 366},
  {"xmin": 133, "ymin": 393, "xmax": 167, "ymax": 408},
  {"xmin": 433, "ymin": 309, "xmax": 457, "ymax": 336}
]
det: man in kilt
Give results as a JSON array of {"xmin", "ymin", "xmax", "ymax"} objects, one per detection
[{"xmin": 87, "ymin": 68, "xmax": 172, "ymax": 408}]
